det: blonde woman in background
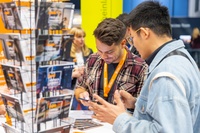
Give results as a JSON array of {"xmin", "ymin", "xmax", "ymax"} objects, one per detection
[
  {"xmin": 64, "ymin": 27, "xmax": 93, "ymax": 80},
  {"xmin": 192, "ymin": 27, "xmax": 200, "ymax": 38},
  {"xmin": 190, "ymin": 27, "xmax": 200, "ymax": 67},
  {"xmin": 191, "ymin": 27, "xmax": 200, "ymax": 49},
  {"xmin": 63, "ymin": 27, "xmax": 93, "ymax": 110},
  {"xmin": 64, "ymin": 27, "xmax": 93, "ymax": 66}
]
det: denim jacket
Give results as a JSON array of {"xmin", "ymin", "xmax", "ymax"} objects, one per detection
[{"xmin": 113, "ymin": 40, "xmax": 200, "ymax": 133}]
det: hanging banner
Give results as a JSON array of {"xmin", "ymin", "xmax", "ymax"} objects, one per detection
[{"xmin": 81, "ymin": 0, "xmax": 123, "ymax": 52}]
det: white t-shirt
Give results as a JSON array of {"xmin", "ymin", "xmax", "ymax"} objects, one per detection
[{"xmin": 75, "ymin": 52, "xmax": 84, "ymax": 67}]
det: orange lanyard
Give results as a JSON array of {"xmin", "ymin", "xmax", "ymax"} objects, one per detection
[{"xmin": 103, "ymin": 49, "xmax": 127, "ymax": 97}]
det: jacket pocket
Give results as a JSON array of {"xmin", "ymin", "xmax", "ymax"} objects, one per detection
[{"xmin": 135, "ymin": 96, "xmax": 147, "ymax": 115}]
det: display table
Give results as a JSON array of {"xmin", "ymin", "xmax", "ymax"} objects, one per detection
[{"xmin": 0, "ymin": 110, "xmax": 114, "ymax": 133}]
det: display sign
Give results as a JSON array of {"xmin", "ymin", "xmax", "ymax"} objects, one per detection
[{"xmin": 81, "ymin": 0, "xmax": 123, "ymax": 52}]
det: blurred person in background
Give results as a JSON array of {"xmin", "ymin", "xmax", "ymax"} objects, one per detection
[
  {"xmin": 190, "ymin": 27, "xmax": 200, "ymax": 67},
  {"xmin": 190, "ymin": 27, "xmax": 200, "ymax": 49},
  {"xmin": 64, "ymin": 27, "xmax": 93, "ymax": 66},
  {"xmin": 63, "ymin": 27, "xmax": 93, "ymax": 110},
  {"xmin": 116, "ymin": 13, "xmax": 140, "ymax": 56}
]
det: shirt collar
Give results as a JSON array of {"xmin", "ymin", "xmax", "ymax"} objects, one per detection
[{"xmin": 145, "ymin": 39, "xmax": 175, "ymax": 65}]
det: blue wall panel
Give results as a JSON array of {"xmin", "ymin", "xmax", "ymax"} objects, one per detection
[
  {"xmin": 123, "ymin": 0, "xmax": 133, "ymax": 13},
  {"xmin": 131, "ymin": 0, "xmax": 146, "ymax": 9},
  {"xmin": 123, "ymin": 0, "xmax": 189, "ymax": 17},
  {"xmin": 173, "ymin": 0, "xmax": 188, "ymax": 17}
]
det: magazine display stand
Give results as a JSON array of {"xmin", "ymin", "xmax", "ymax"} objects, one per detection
[{"xmin": 0, "ymin": 0, "xmax": 75, "ymax": 132}]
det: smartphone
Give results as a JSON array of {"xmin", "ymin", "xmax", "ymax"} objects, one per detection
[
  {"xmin": 78, "ymin": 98, "xmax": 89, "ymax": 102},
  {"xmin": 78, "ymin": 98, "xmax": 98, "ymax": 103}
]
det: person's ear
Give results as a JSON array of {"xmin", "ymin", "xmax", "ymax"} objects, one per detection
[
  {"xmin": 140, "ymin": 27, "xmax": 150, "ymax": 39},
  {"xmin": 120, "ymin": 39, "xmax": 127, "ymax": 47}
]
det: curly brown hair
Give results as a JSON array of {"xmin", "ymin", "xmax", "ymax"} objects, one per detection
[{"xmin": 93, "ymin": 18, "xmax": 126, "ymax": 46}]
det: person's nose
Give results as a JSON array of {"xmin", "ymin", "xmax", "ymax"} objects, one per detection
[{"xmin": 101, "ymin": 53, "xmax": 108, "ymax": 59}]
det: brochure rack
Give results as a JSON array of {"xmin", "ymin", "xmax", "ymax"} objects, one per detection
[{"xmin": 0, "ymin": 0, "xmax": 75, "ymax": 132}]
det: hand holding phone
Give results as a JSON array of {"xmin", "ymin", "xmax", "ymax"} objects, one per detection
[
  {"xmin": 78, "ymin": 98, "xmax": 89, "ymax": 102},
  {"xmin": 78, "ymin": 91, "xmax": 96, "ymax": 106}
]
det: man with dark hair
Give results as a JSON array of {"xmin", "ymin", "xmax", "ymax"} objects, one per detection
[
  {"xmin": 88, "ymin": 1, "xmax": 200, "ymax": 133},
  {"xmin": 74, "ymin": 18, "xmax": 147, "ymax": 106},
  {"xmin": 116, "ymin": 13, "xmax": 140, "ymax": 56}
]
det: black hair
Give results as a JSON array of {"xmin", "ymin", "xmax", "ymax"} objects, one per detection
[
  {"xmin": 127, "ymin": 1, "xmax": 172, "ymax": 37},
  {"xmin": 116, "ymin": 13, "xmax": 129, "ymax": 27}
]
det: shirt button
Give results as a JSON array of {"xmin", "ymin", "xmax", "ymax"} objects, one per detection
[{"xmin": 141, "ymin": 106, "xmax": 145, "ymax": 112}]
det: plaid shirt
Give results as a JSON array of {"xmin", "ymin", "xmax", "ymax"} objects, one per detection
[{"xmin": 76, "ymin": 49, "xmax": 148, "ymax": 102}]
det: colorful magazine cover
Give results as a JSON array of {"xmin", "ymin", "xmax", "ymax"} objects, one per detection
[
  {"xmin": 2, "ymin": 122, "xmax": 21, "ymax": 133},
  {"xmin": 20, "ymin": 34, "xmax": 36, "ymax": 60},
  {"xmin": 1, "ymin": 64, "xmax": 27, "ymax": 93},
  {"xmin": 35, "ymin": 94, "xmax": 72, "ymax": 124},
  {"xmin": 60, "ymin": 34, "xmax": 74, "ymax": 61},
  {"xmin": 36, "ymin": 34, "xmax": 63, "ymax": 62},
  {"xmin": 18, "ymin": 2, "xmax": 35, "ymax": 29},
  {"xmin": 38, "ymin": 124, "xmax": 71, "ymax": 133},
  {"xmin": 36, "ymin": 2, "xmax": 75, "ymax": 30},
  {"xmin": 0, "ymin": 2, "xmax": 22, "ymax": 30},
  {"xmin": 1, "ymin": 93, "xmax": 26, "ymax": 122},
  {"xmin": 36, "ymin": 63, "xmax": 73, "ymax": 94},
  {"xmin": 0, "ymin": 33, "xmax": 25, "ymax": 61},
  {"xmin": 36, "ymin": 34, "xmax": 73, "ymax": 62}
]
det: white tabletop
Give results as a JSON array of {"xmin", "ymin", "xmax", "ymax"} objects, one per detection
[
  {"xmin": 0, "ymin": 110, "xmax": 114, "ymax": 133},
  {"xmin": 69, "ymin": 110, "xmax": 115, "ymax": 133}
]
